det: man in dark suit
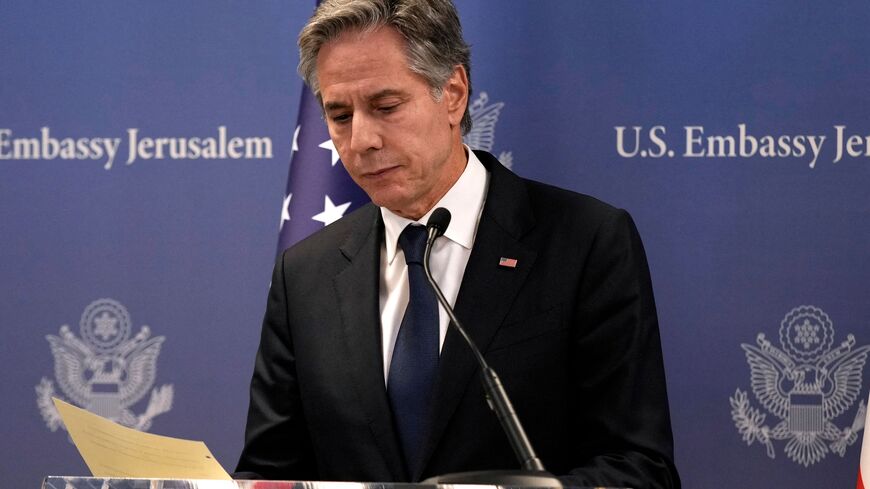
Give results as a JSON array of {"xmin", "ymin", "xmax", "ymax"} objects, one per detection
[{"xmin": 236, "ymin": 1, "xmax": 680, "ymax": 488}]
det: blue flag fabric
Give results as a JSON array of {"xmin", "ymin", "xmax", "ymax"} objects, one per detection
[{"xmin": 277, "ymin": 88, "xmax": 371, "ymax": 253}]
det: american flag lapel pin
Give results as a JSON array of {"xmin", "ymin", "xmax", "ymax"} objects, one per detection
[{"xmin": 498, "ymin": 257, "xmax": 518, "ymax": 268}]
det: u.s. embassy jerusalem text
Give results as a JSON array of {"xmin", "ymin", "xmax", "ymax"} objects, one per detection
[
  {"xmin": 615, "ymin": 124, "xmax": 869, "ymax": 167},
  {"xmin": 0, "ymin": 126, "xmax": 273, "ymax": 170}
]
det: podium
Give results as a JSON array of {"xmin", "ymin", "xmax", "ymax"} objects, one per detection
[{"xmin": 42, "ymin": 477, "xmax": 621, "ymax": 489}]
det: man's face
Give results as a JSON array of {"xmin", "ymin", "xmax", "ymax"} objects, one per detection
[{"xmin": 316, "ymin": 26, "xmax": 468, "ymax": 220}]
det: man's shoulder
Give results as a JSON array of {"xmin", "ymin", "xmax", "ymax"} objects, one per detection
[
  {"xmin": 278, "ymin": 202, "xmax": 379, "ymax": 265},
  {"xmin": 518, "ymin": 177, "xmax": 641, "ymax": 253},
  {"xmin": 476, "ymin": 149, "xmax": 623, "ymax": 223},
  {"xmin": 522, "ymin": 177, "xmax": 621, "ymax": 222},
  {"xmin": 481, "ymin": 154, "xmax": 625, "ymax": 234}
]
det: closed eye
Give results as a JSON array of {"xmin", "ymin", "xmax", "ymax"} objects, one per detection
[{"xmin": 331, "ymin": 113, "xmax": 351, "ymax": 124}]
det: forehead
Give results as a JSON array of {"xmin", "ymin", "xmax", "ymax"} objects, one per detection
[{"xmin": 316, "ymin": 26, "xmax": 420, "ymax": 101}]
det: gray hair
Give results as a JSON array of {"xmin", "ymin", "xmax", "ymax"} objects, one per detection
[{"xmin": 298, "ymin": 0, "xmax": 473, "ymax": 134}]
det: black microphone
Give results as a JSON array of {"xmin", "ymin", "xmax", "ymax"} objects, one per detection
[
  {"xmin": 421, "ymin": 208, "xmax": 561, "ymax": 487},
  {"xmin": 426, "ymin": 206, "xmax": 451, "ymax": 241}
]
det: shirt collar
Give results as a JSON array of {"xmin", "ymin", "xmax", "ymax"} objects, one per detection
[{"xmin": 382, "ymin": 147, "xmax": 489, "ymax": 265}]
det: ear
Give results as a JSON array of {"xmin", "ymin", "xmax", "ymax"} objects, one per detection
[{"xmin": 443, "ymin": 65, "xmax": 469, "ymax": 128}]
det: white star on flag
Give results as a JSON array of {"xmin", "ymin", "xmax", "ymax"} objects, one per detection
[
  {"xmin": 280, "ymin": 193, "xmax": 293, "ymax": 230},
  {"xmin": 318, "ymin": 139, "xmax": 341, "ymax": 166},
  {"xmin": 312, "ymin": 195, "xmax": 351, "ymax": 225},
  {"xmin": 277, "ymin": 87, "xmax": 369, "ymax": 251},
  {"xmin": 292, "ymin": 125, "xmax": 301, "ymax": 153}
]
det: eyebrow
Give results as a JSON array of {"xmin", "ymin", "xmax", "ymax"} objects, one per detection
[
  {"xmin": 369, "ymin": 89, "xmax": 407, "ymax": 102},
  {"xmin": 323, "ymin": 100, "xmax": 350, "ymax": 112},
  {"xmin": 322, "ymin": 89, "xmax": 408, "ymax": 112}
]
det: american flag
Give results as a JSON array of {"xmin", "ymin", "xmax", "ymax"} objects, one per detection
[{"xmin": 277, "ymin": 87, "xmax": 370, "ymax": 253}]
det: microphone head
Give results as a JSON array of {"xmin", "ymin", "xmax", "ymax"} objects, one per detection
[{"xmin": 426, "ymin": 207, "xmax": 452, "ymax": 238}]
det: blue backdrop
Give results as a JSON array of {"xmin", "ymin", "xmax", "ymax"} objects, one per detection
[{"xmin": 2, "ymin": 1, "xmax": 869, "ymax": 488}]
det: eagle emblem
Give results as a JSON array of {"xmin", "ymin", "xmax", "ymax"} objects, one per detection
[
  {"xmin": 730, "ymin": 305, "xmax": 869, "ymax": 466},
  {"xmin": 35, "ymin": 298, "xmax": 173, "ymax": 433},
  {"xmin": 463, "ymin": 92, "xmax": 514, "ymax": 169}
]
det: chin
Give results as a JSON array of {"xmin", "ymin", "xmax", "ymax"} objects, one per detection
[
  {"xmin": 366, "ymin": 188, "xmax": 411, "ymax": 212},
  {"xmin": 372, "ymin": 198, "xmax": 409, "ymax": 213}
]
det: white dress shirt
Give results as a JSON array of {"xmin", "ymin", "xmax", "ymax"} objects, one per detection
[{"xmin": 379, "ymin": 148, "xmax": 489, "ymax": 384}]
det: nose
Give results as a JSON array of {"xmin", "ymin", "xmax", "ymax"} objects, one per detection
[{"xmin": 349, "ymin": 111, "xmax": 382, "ymax": 153}]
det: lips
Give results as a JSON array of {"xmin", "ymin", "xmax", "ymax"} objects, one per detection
[{"xmin": 362, "ymin": 165, "xmax": 400, "ymax": 178}]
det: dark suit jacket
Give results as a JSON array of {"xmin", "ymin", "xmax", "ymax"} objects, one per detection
[{"xmin": 236, "ymin": 151, "xmax": 680, "ymax": 489}]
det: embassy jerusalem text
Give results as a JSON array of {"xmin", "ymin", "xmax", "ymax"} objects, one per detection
[
  {"xmin": 0, "ymin": 126, "xmax": 273, "ymax": 169},
  {"xmin": 614, "ymin": 124, "xmax": 870, "ymax": 167}
]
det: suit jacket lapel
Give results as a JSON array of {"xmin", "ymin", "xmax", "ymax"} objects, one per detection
[
  {"xmin": 415, "ymin": 153, "xmax": 538, "ymax": 479},
  {"xmin": 333, "ymin": 207, "xmax": 408, "ymax": 481}
]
